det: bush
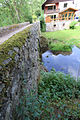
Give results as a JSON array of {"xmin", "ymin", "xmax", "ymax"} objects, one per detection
[
  {"xmin": 16, "ymin": 70, "xmax": 80, "ymax": 120},
  {"xmin": 40, "ymin": 15, "xmax": 46, "ymax": 32},
  {"xmin": 49, "ymin": 42, "xmax": 72, "ymax": 52},
  {"xmin": 78, "ymin": 16, "xmax": 80, "ymax": 22},
  {"xmin": 69, "ymin": 21, "xmax": 78, "ymax": 29},
  {"xmin": 32, "ymin": 15, "xmax": 37, "ymax": 22}
]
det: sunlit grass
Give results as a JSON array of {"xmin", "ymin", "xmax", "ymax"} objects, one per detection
[{"xmin": 42, "ymin": 26, "xmax": 80, "ymax": 51}]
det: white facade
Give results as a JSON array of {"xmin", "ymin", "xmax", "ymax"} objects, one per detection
[
  {"xmin": 74, "ymin": 0, "xmax": 80, "ymax": 17},
  {"xmin": 59, "ymin": 1, "xmax": 74, "ymax": 12},
  {"xmin": 74, "ymin": 0, "xmax": 80, "ymax": 9}
]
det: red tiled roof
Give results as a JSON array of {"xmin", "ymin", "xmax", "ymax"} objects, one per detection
[{"xmin": 42, "ymin": 0, "xmax": 73, "ymax": 9}]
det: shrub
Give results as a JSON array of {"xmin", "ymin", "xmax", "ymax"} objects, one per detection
[
  {"xmin": 16, "ymin": 70, "xmax": 80, "ymax": 120},
  {"xmin": 69, "ymin": 21, "xmax": 78, "ymax": 29},
  {"xmin": 40, "ymin": 15, "xmax": 46, "ymax": 32},
  {"xmin": 32, "ymin": 15, "xmax": 37, "ymax": 22},
  {"xmin": 78, "ymin": 16, "xmax": 80, "ymax": 22},
  {"xmin": 49, "ymin": 42, "xmax": 72, "ymax": 52}
]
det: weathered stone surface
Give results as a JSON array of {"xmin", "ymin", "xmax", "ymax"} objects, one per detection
[
  {"xmin": 0, "ymin": 22, "xmax": 40, "ymax": 120},
  {"xmin": 0, "ymin": 66, "xmax": 2, "ymax": 70},
  {"xmin": 40, "ymin": 36, "xmax": 48, "ymax": 53},
  {"xmin": 46, "ymin": 20, "xmax": 73, "ymax": 32},
  {"xmin": 0, "ymin": 83, "xmax": 5, "ymax": 92},
  {"xmin": 15, "ymin": 54, "xmax": 19, "ymax": 61},
  {"xmin": 13, "ymin": 47, "xmax": 19, "ymax": 53},
  {"xmin": 0, "ymin": 22, "xmax": 30, "ymax": 37},
  {"xmin": 8, "ymin": 50, "xmax": 14, "ymax": 56},
  {"xmin": 2, "ymin": 58, "xmax": 12, "ymax": 65}
]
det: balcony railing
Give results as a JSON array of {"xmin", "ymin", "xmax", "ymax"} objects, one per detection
[{"xmin": 45, "ymin": 9, "xmax": 60, "ymax": 14}]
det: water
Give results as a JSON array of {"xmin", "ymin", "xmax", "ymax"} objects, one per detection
[{"xmin": 42, "ymin": 46, "xmax": 80, "ymax": 78}]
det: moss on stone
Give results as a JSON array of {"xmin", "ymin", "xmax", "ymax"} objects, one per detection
[
  {"xmin": 0, "ymin": 25, "xmax": 32, "ymax": 68},
  {"xmin": 8, "ymin": 24, "xmax": 19, "ymax": 30}
]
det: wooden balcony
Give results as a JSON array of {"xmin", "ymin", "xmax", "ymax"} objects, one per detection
[{"xmin": 45, "ymin": 9, "xmax": 60, "ymax": 14}]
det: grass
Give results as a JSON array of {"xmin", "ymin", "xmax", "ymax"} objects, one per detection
[{"xmin": 42, "ymin": 26, "xmax": 80, "ymax": 52}]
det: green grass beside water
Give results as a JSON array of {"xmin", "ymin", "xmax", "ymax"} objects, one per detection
[{"xmin": 42, "ymin": 26, "xmax": 80, "ymax": 52}]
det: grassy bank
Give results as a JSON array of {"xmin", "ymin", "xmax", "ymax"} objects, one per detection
[{"xmin": 42, "ymin": 26, "xmax": 80, "ymax": 52}]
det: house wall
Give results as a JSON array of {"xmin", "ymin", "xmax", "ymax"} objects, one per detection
[
  {"xmin": 74, "ymin": 0, "xmax": 80, "ymax": 17},
  {"xmin": 59, "ymin": 1, "xmax": 74, "ymax": 12},
  {"xmin": 44, "ymin": 3, "xmax": 59, "ymax": 15},
  {"xmin": 46, "ymin": 20, "xmax": 73, "ymax": 31},
  {"xmin": 56, "ymin": 3, "xmax": 59, "ymax": 10},
  {"xmin": 44, "ymin": 3, "xmax": 59, "ymax": 23},
  {"xmin": 74, "ymin": 0, "xmax": 80, "ymax": 9}
]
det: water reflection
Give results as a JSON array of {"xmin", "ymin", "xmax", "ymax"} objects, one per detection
[{"xmin": 42, "ymin": 46, "xmax": 80, "ymax": 78}]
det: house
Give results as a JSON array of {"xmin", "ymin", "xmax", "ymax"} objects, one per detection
[
  {"xmin": 74, "ymin": 0, "xmax": 80, "ymax": 19},
  {"xmin": 42, "ymin": 0, "xmax": 78, "ymax": 23}
]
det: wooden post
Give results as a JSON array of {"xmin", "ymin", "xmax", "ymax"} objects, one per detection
[
  {"xmin": 67, "ymin": 12, "xmax": 69, "ymax": 20},
  {"xmin": 73, "ymin": 12, "xmax": 75, "ymax": 20},
  {"xmin": 71, "ymin": 12, "xmax": 73, "ymax": 20}
]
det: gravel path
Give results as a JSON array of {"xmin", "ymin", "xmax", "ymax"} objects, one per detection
[{"xmin": 0, "ymin": 24, "xmax": 32, "ymax": 45}]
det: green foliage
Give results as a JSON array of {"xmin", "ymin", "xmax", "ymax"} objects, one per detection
[
  {"xmin": 40, "ymin": 15, "xmax": 46, "ymax": 32},
  {"xmin": 49, "ymin": 42, "xmax": 72, "ymax": 52},
  {"xmin": 35, "ymin": 9, "xmax": 41, "ymax": 17},
  {"xmin": 32, "ymin": 15, "xmax": 37, "ymax": 22},
  {"xmin": 78, "ymin": 16, "xmax": 80, "ymax": 22},
  {"xmin": 0, "ymin": 0, "xmax": 45, "ymax": 26},
  {"xmin": 69, "ymin": 21, "xmax": 78, "ymax": 29},
  {"xmin": 16, "ymin": 69, "xmax": 80, "ymax": 119},
  {"xmin": 39, "ymin": 70, "xmax": 80, "ymax": 100}
]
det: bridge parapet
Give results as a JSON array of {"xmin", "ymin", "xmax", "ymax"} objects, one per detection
[
  {"xmin": 0, "ymin": 22, "xmax": 30, "ymax": 37},
  {"xmin": 0, "ymin": 22, "xmax": 40, "ymax": 120}
]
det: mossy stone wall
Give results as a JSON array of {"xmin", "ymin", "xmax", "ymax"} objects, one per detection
[{"xmin": 0, "ymin": 22, "xmax": 40, "ymax": 120}]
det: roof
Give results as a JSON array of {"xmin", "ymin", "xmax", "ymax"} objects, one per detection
[
  {"xmin": 42, "ymin": 0, "xmax": 73, "ymax": 9},
  {"xmin": 59, "ymin": 7, "xmax": 78, "ymax": 14}
]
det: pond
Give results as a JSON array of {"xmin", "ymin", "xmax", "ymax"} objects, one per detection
[{"xmin": 42, "ymin": 46, "xmax": 80, "ymax": 78}]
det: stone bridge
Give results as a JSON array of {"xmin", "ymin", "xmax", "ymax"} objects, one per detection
[{"xmin": 0, "ymin": 22, "xmax": 40, "ymax": 120}]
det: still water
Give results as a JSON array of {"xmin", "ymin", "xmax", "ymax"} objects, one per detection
[{"xmin": 42, "ymin": 46, "xmax": 80, "ymax": 78}]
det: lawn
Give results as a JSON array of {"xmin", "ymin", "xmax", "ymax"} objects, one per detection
[{"xmin": 42, "ymin": 26, "xmax": 80, "ymax": 52}]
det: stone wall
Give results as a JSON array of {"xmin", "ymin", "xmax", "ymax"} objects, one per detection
[
  {"xmin": 46, "ymin": 20, "xmax": 73, "ymax": 32},
  {"xmin": 0, "ymin": 22, "xmax": 40, "ymax": 120},
  {"xmin": 0, "ymin": 22, "xmax": 30, "ymax": 37}
]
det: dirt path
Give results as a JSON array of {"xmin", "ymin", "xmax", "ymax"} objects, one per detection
[{"xmin": 0, "ymin": 24, "xmax": 32, "ymax": 45}]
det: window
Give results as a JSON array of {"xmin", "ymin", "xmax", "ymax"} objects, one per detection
[
  {"xmin": 54, "ymin": 5, "xmax": 56, "ymax": 10},
  {"xmin": 54, "ymin": 15, "xmax": 56, "ymax": 19},
  {"xmin": 51, "ymin": 15, "xmax": 53, "ymax": 19},
  {"xmin": 65, "ymin": 14, "xmax": 67, "ymax": 17},
  {"xmin": 48, "ymin": 6, "xmax": 53, "ymax": 10},
  {"xmin": 64, "ymin": 3, "xmax": 67, "ymax": 8},
  {"xmin": 54, "ymin": 15, "xmax": 56, "ymax": 21},
  {"xmin": 63, "ymin": 23, "xmax": 65, "ymax": 26},
  {"xmin": 54, "ymin": 24, "xmax": 56, "ymax": 27}
]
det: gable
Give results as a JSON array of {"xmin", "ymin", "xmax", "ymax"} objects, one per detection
[{"xmin": 42, "ymin": 0, "xmax": 73, "ymax": 9}]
